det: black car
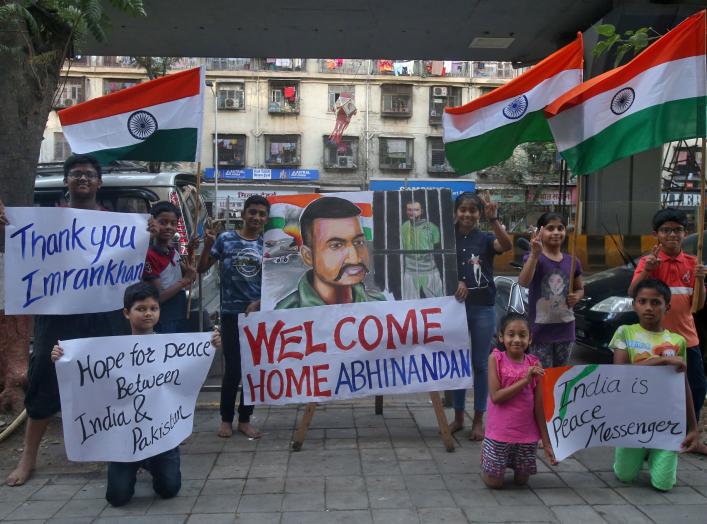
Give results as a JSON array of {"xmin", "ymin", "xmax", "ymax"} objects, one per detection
[{"xmin": 574, "ymin": 232, "xmax": 707, "ymax": 361}]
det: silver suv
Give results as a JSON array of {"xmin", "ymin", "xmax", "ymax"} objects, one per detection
[{"xmin": 34, "ymin": 165, "xmax": 220, "ymax": 330}]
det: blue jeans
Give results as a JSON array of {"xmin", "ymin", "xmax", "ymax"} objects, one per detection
[
  {"xmin": 453, "ymin": 304, "xmax": 496, "ymax": 413},
  {"xmin": 106, "ymin": 447, "xmax": 181, "ymax": 507},
  {"xmin": 687, "ymin": 346, "xmax": 706, "ymax": 418}
]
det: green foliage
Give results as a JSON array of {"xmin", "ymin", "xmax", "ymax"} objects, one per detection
[{"xmin": 592, "ymin": 23, "xmax": 660, "ymax": 68}]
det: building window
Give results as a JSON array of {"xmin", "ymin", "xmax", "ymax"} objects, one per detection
[
  {"xmin": 478, "ymin": 86, "xmax": 496, "ymax": 97},
  {"xmin": 217, "ymin": 83, "xmax": 245, "ymax": 110},
  {"xmin": 381, "ymin": 84, "xmax": 412, "ymax": 117},
  {"xmin": 327, "ymin": 85, "xmax": 355, "ymax": 112},
  {"xmin": 379, "ymin": 137, "xmax": 414, "ymax": 170},
  {"xmin": 53, "ymin": 77, "xmax": 85, "ymax": 108},
  {"xmin": 429, "ymin": 86, "xmax": 462, "ymax": 125},
  {"xmin": 323, "ymin": 136, "xmax": 359, "ymax": 169},
  {"xmin": 53, "ymin": 132, "xmax": 71, "ymax": 161},
  {"xmin": 265, "ymin": 134, "xmax": 300, "ymax": 166},
  {"xmin": 427, "ymin": 137, "xmax": 454, "ymax": 174},
  {"xmin": 268, "ymin": 81, "xmax": 300, "ymax": 114},
  {"xmin": 103, "ymin": 78, "xmax": 140, "ymax": 95},
  {"xmin": 214, "ymin": 134, "xmax": 246, "ymax": 168}
]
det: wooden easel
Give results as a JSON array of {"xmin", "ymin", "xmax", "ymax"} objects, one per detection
[{"xmin": 291, "ymin": 391, "xmax": 455, "ymax": 452}]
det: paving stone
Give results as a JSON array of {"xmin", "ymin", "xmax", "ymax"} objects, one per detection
[
  {"xmin": 49, "ymin": 518, "xmax": 94, "ymax": 524},
  {"xmin": 491, "ymin": 488, "xmax": 543, "ymax": 506},
  {"xmin": 326, "ymin": 428, "xmax": 357, "ymax": 438},
  {"xmin": 237, "ymin": 493, "xmax": 283, "ymax": 512},
  {"xmin": 326, "ymin": 475, "xmax": 366, "ymax": 492},
  {"xmin": 407, "ymin": 488, "xmax": 456, "ymax": 508},
  {"xmin": 187, "ymin": 514, "xmax": 236, "ymax": 524},
  {"xmin": 94, "ymin": 515, "xmax": 188, "ymax": 524},
  {"xmin": 326, "ymin": 490, "xmax": 370, "ymax": 510},
  {"xmin": 282, "ymin": 491, "xmax": 325, "ymax": 511},
  {"xmin": 358, "ymin": 437, "xmax": 394, "ymax": 449},
  {"xmin": 462, "ymin": 504, "xmax": 558, "ymax": 522},
  {"xmin": 614, "ymin": 486, "xmax": 669, "ymax": 505},
  {"xmin": 636, "ymin": 504, "xmax": 707, "ymax": 524},
  {"xmin": 552, "ymin": 505, "xmax": 605, "ymax": 523},
  {"xmin": 6, "ymin": 499, "xmax": 66, "ymax": 520},
  {"xmin": 452, "ymin": 488, "xmax": 499, "ymax": 507},
  {"xmin": 192, "ymin": 494, "xmax": 240, "ymax": 513},
  {"xmin": 677, "ymin": 469, "xmax": 707, "ymax": 486},
  {"xmin": 534, "ymin": 488, "xmax": 585, "ymax": 506},
  {"xmin": 368, "ymin": 489, "xmax": 413, "ymax": 509},
  {"xmin": 442, "ymin": 473, "xmax": 486, "ymax": 491},
  {"xmin": 394, "ymin": 447, "xmax": 433, "ymax": 461},
  {"xmin": 577, "ymin": 488, "xmax": 627, "ymax": 505},
  {"xmin": 146, "ymin": 495, "xmax": 197, "ymax": 514},
  {"xmin": 181, "ymin": 453, "xmax": 217, "ymax": 479},
  {"xmin": 53, "ymin": 498, "xmax": 107, "ymax": 518},
  {"xmin": 553, "ymin": 457, "xmax": 589, "ymax": 472},
  {"xmin": 557, "ymin": 472, "xmax": 607, "ymax": 488},
  {"xmin": 527, "ymin": 473, "xmax": 567, "ymax": 489},
  {"xmin": 202, "ymin": 478, "xmax": 245, "ymax": 496},
  {"xmin": 417, "ymin": 507, "xmax": 468, "ymax": 523},
  {"xmin": 365, "ymin": 475, "xmax": 406, "ymax": 491},
  {"xmin": 403, "ymin": 474, "xmax": 445, "ymax": 491},
  {"xmin": 281, "ymin": 509, "xmax": 373, "ymax": 524},
  {"xmin": 661, "ymin": 486, "xmax": 707, "ymax": 504},
  {"xmin": 233, "ymin": 512, "xmax": 282, "ymax": 523},
  {"xmin": 0, "ymin": 501, "xmax": 22, "ymax": 520},
  {"xmin": 285, "ymin": 476, "xmax": 325, "ymax": 493},
  {"xmin": 99, "ymin": 496, "xmax": 153, "ymax": 516},
  {"xmin": 29, "ymin": 482, "xmax": 83, "ymax": 500},
  {"xmin": 243, "ymin": 477, "xmax": 285, "ymax": 494},
  {"xmin": 0, "ymin": 480, "xmax": 46, "ymax": 503},
  {"xmin": 372, "ymin": 508, "xmax": 420, "ymax": 524},
  {"xmin": 362, "ymin": 460, "xmax": 402, "ymax": 476},
  {"xmin": 325, "ymin": 438, "xmax": 358, "ymax": 449}
]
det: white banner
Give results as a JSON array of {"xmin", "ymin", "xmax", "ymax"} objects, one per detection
[
  {"xmin": 239, "ymin": 296, "xmax": 471, "ymax": 405},
  {"xmin": 56, "ymin": 333, "xmax": 215, "ymax": 462},
  {"xmin": 3, "ymin": 207, "xmax": 150, "ymax": 314},
  {"xmin": 543, "ymin": 365, "xmax": 686, "ymax": 461}
]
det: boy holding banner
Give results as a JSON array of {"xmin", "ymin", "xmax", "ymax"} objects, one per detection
[
  {"xmin": 4, "ymin": 155, "xmax": 137, "ymax": 487},
  {"xmin": 610, "ymin": 279, "xmax": 700, "ymax": 491}
]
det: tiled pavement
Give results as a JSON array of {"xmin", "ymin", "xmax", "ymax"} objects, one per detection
[{"xmin": 1, "ymin": 393, "xmax": 707, "ymax": 523}]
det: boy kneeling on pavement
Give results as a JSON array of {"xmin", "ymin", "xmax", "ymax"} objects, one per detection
[{"xmin": 52, "ymin": 283, "xmax": 222, "ymax": 506}]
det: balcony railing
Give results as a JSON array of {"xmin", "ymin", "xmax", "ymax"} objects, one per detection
[
  {"xmin": 471, "ymin": 61, "xmax": 520, "ymax": 80},
  {"xmin": 421, "ymin": 60, "xmax": 468, "ymax": 78},
  {"xmin": 319, "ymin": 59, "xmax": 369, "ymax": 75},
  {"xmin": 374, "ymin": 60, "xmax": 417, "ymax": 76}
]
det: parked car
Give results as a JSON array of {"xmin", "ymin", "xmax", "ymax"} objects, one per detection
[{"xmin": 33, "ymin": 164, "xmax": 220, "ymax": 330}]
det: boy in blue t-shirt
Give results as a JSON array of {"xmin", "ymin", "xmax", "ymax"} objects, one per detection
[{"xmin": 197, "ymin": 195, "xmax": 270, "ymax": 439}]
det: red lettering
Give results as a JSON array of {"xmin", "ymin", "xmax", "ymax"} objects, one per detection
[
  {"xmin": 304, "ymin": 320, "xmax": 327, "ymax": 356},
  {"xmin": 286, "ymin": 366, "xmax": 312, "ymax": 397},
  {"xmin": 247, "ymin": 369, "xmax": 266, "ymax": 402},
  {"xmin": 278, "ymin": 325, "xmax": 304, "ymax": 362},
  {"xmin": 243, "ymin": 320, "xmax": 285, "ymax": 365},
  {"xmin": 385, "ymin": 308, "xmax": 418, "ymax": 349},
  {"xmin": 334, "ymin": 317, "xmax": 356, "ymax": 350},
  {"xmin": 313, "ymin": 364, "xmax": 331, "ymax": 397},
  {"xmin": 266, "ymin": 369, "xmax": 284, "ymax": 400},
  {"xmin": 421, "ymin": 307, "xmax": 444, "ymax": 344},
  {"xmin": 359, "ymin": 315, "xmax": 383, "ymax": 351}
]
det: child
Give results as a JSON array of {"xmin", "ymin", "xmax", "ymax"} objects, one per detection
[
  {"xmin": 51, "ymin": 282, "xmax": 222, "ymax": 506},
  {"xmin": 449, "ymin": 191, "xmax": 513, "ymax": 440},
  {"xmin": 482, "ymin": 313, "xmax": 556, "ymax": 489},
  {"xmin": 627, "ymin": 208, "xmax": 707, "ymax": 454},
  {"xmin": 609, "ymin": 278, "xmax": 699, "ymax": 491},
  {"xmin": 143, "ymin": 201, "xmax": 196, "ymax": 334},
  {"xmin": 518, "ymin": 212, "xmax": 584, "ymax": 368},
  {"xmin": 197, "ymin": 195, "xmax": 270, "ymax": 439}
]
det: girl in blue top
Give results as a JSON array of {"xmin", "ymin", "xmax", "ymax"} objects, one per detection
[{"xmin": 450, "ymin": 191, "xmax": 513, "ymax": 440}]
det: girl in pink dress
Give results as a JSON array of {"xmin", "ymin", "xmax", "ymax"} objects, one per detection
[{"xmin": 481, "ymin": 313, "xmax": 557, "ymax": 489}]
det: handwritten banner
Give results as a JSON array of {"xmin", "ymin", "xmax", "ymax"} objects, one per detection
[
  {"xmin": 56, "ymin": 333, "xmax": 214, "ymax": 462},
  {"xmin": 239, "ymin": 296, "xmax": 472, "ymax": 405},
  {"xmin": 543, "ymin": 365, "xmax": 686, "ymax": 461},
  {"xmin": 3, "ymin": 207, "xmax": 150, "ymax": 314}
]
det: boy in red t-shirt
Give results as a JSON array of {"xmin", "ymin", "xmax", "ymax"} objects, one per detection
[{"xmin": 629, "ymin": 208, "xmax": 707, "ymax": 453}]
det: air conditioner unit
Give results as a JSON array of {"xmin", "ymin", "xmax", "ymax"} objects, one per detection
[
  {"xmin": 433, "ymin": 86, "xmax": 448, "ymax": 97},
  {"xmin": 62, "ymin": 98, "xmax": 76, "ymax": 107},
  {"xmin": 338, "ymin": 156, "xmax": 354, "ymax": 168},
  {"xmin": 224, "ymin": 97, "xmax": 244, "ymax": 109}
]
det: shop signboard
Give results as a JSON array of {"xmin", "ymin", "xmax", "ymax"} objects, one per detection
[{"xmin": 204, "ymin": 168, "xmax": 319, "ymax": 181}]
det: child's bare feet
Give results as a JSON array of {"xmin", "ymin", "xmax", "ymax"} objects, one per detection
[
  {"xmin": 469, "ymin": 411, "xmax": 484, "ymax": 441},
  {"xmin": 217, "ymin": 422, "xmax": 233, "ymax": 438},
  {"xmin": 6, "ymin": 456, "xmax": 35, "ymax": 486},
  {"xmin": 238, "ymin": 422, "xmax": 262, "ymax": 439},
  {"xmin": 448, "ymin": 420, "xmax": 464, "ymax": 434}
]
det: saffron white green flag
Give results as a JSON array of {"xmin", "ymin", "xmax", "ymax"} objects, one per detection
[
  {"xmin": 58, "ymin": 67, "xmax": 204, "ymax": 164},
  {"xmin": 546, "ymin": 11, "xmax": 707, "ymax": 175},
  {"xmin": 443, "ymin": 35, "xmax": 583, "ymax": 174}
]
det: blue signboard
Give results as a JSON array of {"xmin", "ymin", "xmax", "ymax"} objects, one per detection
[
  {"xmin": 203, "ymin": 167, "xmax": 319, "ymax": 181},
  {"xmin": 368, "ymin": 179, "xmax": 475, "ymax": 199}
]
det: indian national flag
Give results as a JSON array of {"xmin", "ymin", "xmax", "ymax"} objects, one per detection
[
  {"xmin": 58, "ymin": 67, "xmax": 204, "ymax": 164},
  {"xmin": 546, "ymin": 11, "xmax": 706, "ymax": 175},
  {"xmin": 265, "ymin": 192, "xmax": 374, "ymax": 244},
  {"xmin": 443, "ymin": 35, "xmax": 583, "ymax": 174}
]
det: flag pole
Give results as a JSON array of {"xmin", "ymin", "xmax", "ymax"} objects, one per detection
[
  {"xmin": 691, "ymin": 137, "xmax": 706, "ymax": 313},
  {"xmin": 186, "ymin": 162, "xmax": 202, "ymax": 320},
  {"xmin": 568, "ymin": 175, "xmax": 583, "ymax": 294}
]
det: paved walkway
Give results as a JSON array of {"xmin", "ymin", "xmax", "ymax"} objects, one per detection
[{"xmin": 1, "ymin": 393, "xmax": 707, "ymax": 523}]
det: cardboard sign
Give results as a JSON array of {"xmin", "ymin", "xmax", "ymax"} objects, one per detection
[
  {"xmin": 239, "ymin": 296, "xmax": 472, "ymax": 405},
  {"xmin": 56, "ymin": 333, "xmax": 214, "ymax": 462},
  {"xmin": 543, "ymin": 365, "xmax": 686, "ymax": 461},
  {"xmin": 3, "ymin": 207, "xmax": 150, "ymax": 314}
]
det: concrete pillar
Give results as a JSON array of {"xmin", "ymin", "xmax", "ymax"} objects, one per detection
[{"xmin": 583, "ymin": 147, "xmax": 662, "ymax": 235}]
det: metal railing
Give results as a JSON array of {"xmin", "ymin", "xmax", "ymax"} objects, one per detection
[{"xmin": 318, "ymin": 59, "xmax": 369, "ymax": 75}]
